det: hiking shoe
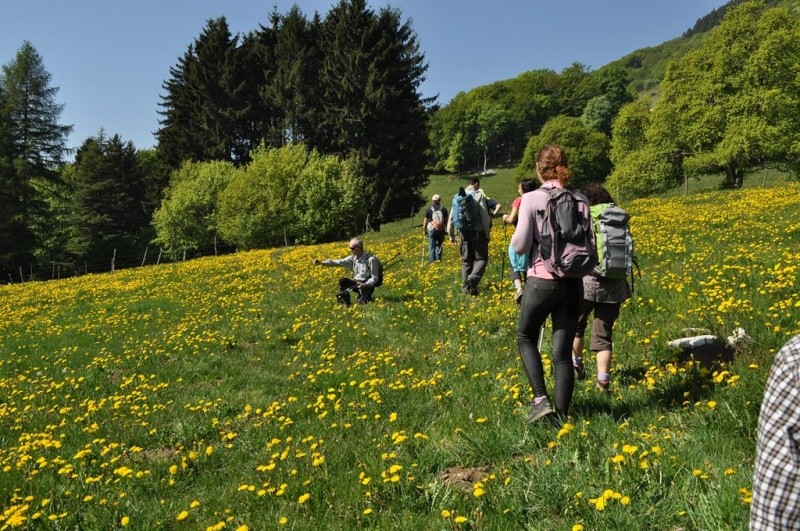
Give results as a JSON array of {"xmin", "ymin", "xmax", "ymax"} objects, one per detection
[
  {"xmin": 514, "ymin": 286, "xmax": 524, "ymax": 304},
  {"xmin": 527, "ymin": 397, "xmax": 554, "ymax": 423},
  {"xmin": 596, "ymin": 379, "xmax": 610, "ymax": 393}
]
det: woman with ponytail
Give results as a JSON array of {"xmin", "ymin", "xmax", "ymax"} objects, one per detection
[{"xmin": 510, "ymin": 144, "xmax": 589, "ymax": 424}]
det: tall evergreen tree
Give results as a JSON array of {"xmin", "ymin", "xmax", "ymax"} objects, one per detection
[
  {"xmin": 156, "ymin": 44, "xmax": 200, "ymax": 170},
  {"xmin": 260, "ymin": 6, "xmax": 321, "ymax": 147},
  {"xmin": 156, "ymin": 18, "xmax": 248, "ymax": 168},
  {"xmin": 318, "ymin": 0, "xmax": 430, "ymax": 223},
  {"xmin": 63, "ymin": 134, "xmax": 147, "ymax": 262},
  {"xmin": 237, "ymin": 29, "xmax": 276, "ymax": 155},
  {"xmin": 0, "ymin": 42, "xmax": 71, "ymax": 270}
]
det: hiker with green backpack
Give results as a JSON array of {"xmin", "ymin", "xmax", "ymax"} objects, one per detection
[{"xmin": 571, "ymin": 182, "xmax": 635, "ymax": 393}]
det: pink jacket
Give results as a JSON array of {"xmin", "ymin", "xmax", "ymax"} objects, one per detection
[{"xmin": 510, "ymin": 181, "xmax": 591, "ymax": 280}]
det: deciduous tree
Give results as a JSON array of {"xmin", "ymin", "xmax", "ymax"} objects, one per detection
[
  {"xmin": 152, "ymin": 160, "xmax": 236, "ymax": 252},
  {"xmin": 611, "ymin": 0, "xmax": 800, "ymax": 194},
  {"xmin": 518, "ymin": 115, "xmax": 611, "ymax": 189}
]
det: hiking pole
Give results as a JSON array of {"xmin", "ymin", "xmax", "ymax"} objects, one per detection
[
  {"xmin": 421, "ymin": 231, "xmax": 426, "ymax": 265},
  {"xmin": 499, "ymin": 222, "xmax": 507, "ymax": 283},
  {"xmin": 538, "ymin": 318, "xmax": 547, "ymax": 352},
  {"xmin": 383, "ymin": 252, "xmax": 403, "ymax": 271}
]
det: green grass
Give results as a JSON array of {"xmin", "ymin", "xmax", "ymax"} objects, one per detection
[{"xmin": 1, "ymin": 180, "xmax": 798, "ymax": 529}]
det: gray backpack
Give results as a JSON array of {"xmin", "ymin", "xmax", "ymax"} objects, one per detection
[
  {"xmin": 591, "ymin": 203, "xmax": 634, "ymax": 280},
  {"xmin": 537, "ymin": 186, "xmax": 597, "ymax": 278}
]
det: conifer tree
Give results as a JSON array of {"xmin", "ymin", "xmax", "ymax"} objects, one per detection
[
  {"xmin": 156, "ymin": 18, "xmax": 248, "ymax": 168},
  {"xmin": 63, "ymin": 134, "xmax": 147, "ymax": 262},
  {"xmin": 261, "ymin": 6, "xmax": 322, "ymax": 147},
  {"xmin": 0, "ymin": 42, "xmax": 71, "ymax": 270},
  {"xmin": 318, "ymin": 0, "xmax": 430, "ymax": 224}
]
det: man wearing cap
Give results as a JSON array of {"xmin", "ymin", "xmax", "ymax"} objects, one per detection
[{"xmin": 423, "ymin": 194, "xmax": 448, "ymax": 262}]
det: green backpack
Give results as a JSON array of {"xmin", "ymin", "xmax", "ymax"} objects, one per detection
[{"xmin": 591, "ymin": 203, "xmax": 635, "ymax": 280}]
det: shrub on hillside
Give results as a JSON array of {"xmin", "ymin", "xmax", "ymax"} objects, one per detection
[
  {"xmin": 217, "ymin": 144, "xmax": 367, "ymax": 248},
  {"xmin": 152, "ymin": 160, "xmax": 235, "ymax": 252}
]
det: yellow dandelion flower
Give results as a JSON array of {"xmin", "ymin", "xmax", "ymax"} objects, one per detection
[
  {"xmin": 176, "ymin": 511, "xmax": 189, "ymax": 521},
  {"xmin": 278, "ymin": 516, "xmax": 288, "ymax": 525},
  {"xmin": 363, "ymin": 508, "xmax": 373, "ymax": 515},
  {"xmin": 622, "ymin": 444, "xmax": 638, "ymax": 455},
  {"xmin": 441, "ymin": 510, "xmax": 451, "ymax": 518},
  {"xmin": 454, "ymin": 516, "xmax": 468, "ymax": 523},
  {"xmin": 298, "ymin": 493, "xmax": 311, "ymax": 504},
  {"xmin": 121, "ymin": 516, "xmax": 130, "ymax": 526}
]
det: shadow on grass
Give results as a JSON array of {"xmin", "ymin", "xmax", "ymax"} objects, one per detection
[
  {"xmin": 571, "ymin": 396, "xmax": 634, "ymax": 423},
  {"xmin": 380, "ymin": 293, "xmax": 416, "ymax": 303}
]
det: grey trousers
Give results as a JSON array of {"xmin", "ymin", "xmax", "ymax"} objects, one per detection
[{"xmin": 459, "ymin": 229, "xmax": 488, "ymax": 289}]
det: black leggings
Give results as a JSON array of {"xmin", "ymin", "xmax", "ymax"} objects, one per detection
[{"xmin": 517, "ymin": 277, "xmax": 581, "ymax": 414}]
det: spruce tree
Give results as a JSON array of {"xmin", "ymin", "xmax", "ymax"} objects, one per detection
[
  {"xmin": 262, "ymin": 6, "xmax": 322, "ymax": 147},
  {"xmin": 156, "ymin": 18, "xmax": 248, "ymax": 168},
  {"xmin": 0, "ymin": 42, "xmax": 71, "ymax": 270},
  {"xmin": 319, "ymin": 0, "xmax": 430, "ymax": 224},
  {"xmin": 63, "ymin": 134, "xmax": 147, "ymax": 263}
]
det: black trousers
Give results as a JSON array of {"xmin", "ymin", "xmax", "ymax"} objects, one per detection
[
  {"xmin": 517, "ymin": 277, "xmax": 581, "ymax": 414},
  {"xmin": 338, "ymin": 278, "xmax": 374, "ymax": 305}
]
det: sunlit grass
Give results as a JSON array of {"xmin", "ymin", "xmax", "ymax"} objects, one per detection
[{"xmin": 1, "ymin": 184, "xmax": 797, "ymax": 529}]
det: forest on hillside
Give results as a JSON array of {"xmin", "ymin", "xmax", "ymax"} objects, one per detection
[{"xmin": 1, "ymin": 0, "xmax": 799, "ymax": 282}]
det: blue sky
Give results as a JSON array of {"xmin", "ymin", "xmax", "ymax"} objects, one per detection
[{"xmin": 1, "ymin": 1, "xmax": 728, "ymax": 153}]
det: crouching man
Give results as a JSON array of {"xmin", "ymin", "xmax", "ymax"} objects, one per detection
[{"xmin": 313, "ymin": 237, "xmax": 380, "ymax": 305}]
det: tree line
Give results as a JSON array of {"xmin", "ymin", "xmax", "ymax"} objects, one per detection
[
  {"xmin": 0, "ymin": 0, "xmax": 430, "ymax": 277},
  {"xmin": 2, "ymin": 0, "xmax": 798, "ymax": 281}
]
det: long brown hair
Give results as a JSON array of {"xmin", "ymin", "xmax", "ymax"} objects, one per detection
[{"xmin": 536, "ymin": 144, "xmax": 571, "ymax": 185}]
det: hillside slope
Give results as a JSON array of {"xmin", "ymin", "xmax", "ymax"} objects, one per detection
[{"xmin": 0, "ymin": 186, "xmax": 798, "ymax": 528}]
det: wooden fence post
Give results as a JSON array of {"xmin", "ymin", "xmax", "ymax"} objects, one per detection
[
  {"xmin": 111, "ymin": 249, "xmax": 117, "ymax": 272},
  {"xmin": 157, "ymin": 248, "xmax": 162, "ymax": 265},
  {"xmin": 141, "ymin": 247, "xmax": 148, "ymax": 267}
]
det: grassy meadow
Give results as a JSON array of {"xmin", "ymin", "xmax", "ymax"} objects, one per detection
[{"xmin": 1, "ymin": 178, "xmax": 799, "ymax": 530}]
